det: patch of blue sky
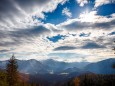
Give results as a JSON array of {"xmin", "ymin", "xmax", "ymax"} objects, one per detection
[
  {"xmin": 42, "ymin": 0, "xmax": 94, "ymax": 24},
  {"xmin": 97, "ymin": 4, "xmax": 115, "ymax": 16},
  {"xmin": 47, "ymin": 34, "xmax": 66, "ymax": 43},
  {"xmin": 79, "ymin": 32, "xmax": 91, "ymax": 37}
]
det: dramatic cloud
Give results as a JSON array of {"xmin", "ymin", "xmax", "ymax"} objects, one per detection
[
  {"xmin": 57, "ymin": 12, "xmax": 115, "ymax": 31},
  {"xmin": 0, "ymin": 0, "xmax": 114, "ymax": 62},
  {"xmin": 54, "ymin": 46, "xmax": 77, "ymax": 51},
  {"xmin": 0, "ymin": 49, "xmax": 9, "ymax": 53},
  {"xmin": 10, "ymin": 25, "xmax": 51, "ymax": 38},
  {"xmin": 0, "ymin": 0, "xmax": 67, "ymax": 31},
  {"xmin": 0, "ymin": 25, "xmax": 51, "ymax": 47},
  {"xmin": 81, "ymin": 42, "xmax": 105, "ymax": 49},
  {"xmin": 62, "ymin": 7, "xmax": 72, "ymax": 18}
]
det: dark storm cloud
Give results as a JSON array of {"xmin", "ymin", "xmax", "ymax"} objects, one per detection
[
  {"xmin": 0, "ymin": 1, "xmax": 14, "ymax": 25},
  {"xmin": 0, "ymin": 42, "xmax": 21, "ymax": 47},
  {"xmin": 94, "ymin": 20, "xmax": 115, "ymax": 29},
  {"xmin": 0, "ymin": 49, "xmax": 9, "ymax": 53},
  {"xmin": 0, "ymin": 31, "xmax": 7, "ymax": 38},
  {"xmin": 0, "ymin": 0, "xmax": 17, "ymax": 13},
  {"xmin": 15, "ymin": 0, "xmax": 50, "ymax": 7},
  {"xmin": 60, "ymin": 19, "xmax": 115, "ymax": 31},
  {"xmin": 0, "ymin": 25, "xmax": 50, "ymax": 47},
  {"xmin": 0, "ymin": 0, "xmax": 23, "ymax": 23},
  {"xmin": 10, "ymin": 25, "xmax": 50, "ymax": 38},
  {"xmin": 0, "ymin": 0, "xmax": 53, "ymax": 26},
  {"xmin": 81, "ymin": 42, "xmax": 105, "ymax": 49},
  {"xmin": 15, "ymin": 0, "xmax": 51, "ymax": 13},
  {"xmin": 0, "ymin": 0, "xmax": 64, "ymax": 47},
  {"xmin": 54, "ymin": 46, "xmax": 77, "ymax": 51},
  {"xmin": 0, "ymin": 0, "xmax": 50, "ymax": 15}
]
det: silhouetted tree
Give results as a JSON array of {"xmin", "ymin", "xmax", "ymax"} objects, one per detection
[
  {"xmin": 113, "ymin": 41, "xmax": 115, "ymax": 54},
  {"xmin": 112, "ymin": 41, "xmax": 115, "ymax": 69},
  {"xmin": 112, "ymin": 63, "xmax": 115, "ymax": 69},
  {"xmin": 6, "ymin": 55, "xmax": 19, "ymax": 86}
]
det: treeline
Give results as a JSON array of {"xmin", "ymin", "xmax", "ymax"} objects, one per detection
[
  {"xmin": 64, "ymin": 73, "xmax": 115, "ymax": 86},
  {"xmin": 0, "ymin": 55, "xmax": 40, "ymax": 86}
]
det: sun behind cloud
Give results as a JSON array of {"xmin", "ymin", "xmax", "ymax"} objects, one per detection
[{"xmin": 79, "ymin": 10, "xmax": 97, "ymax": 22}]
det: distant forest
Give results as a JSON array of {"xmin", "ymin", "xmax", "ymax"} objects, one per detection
[{"xmin": 63, "ymin": 73, "xmax": 115, "ymax": 86}]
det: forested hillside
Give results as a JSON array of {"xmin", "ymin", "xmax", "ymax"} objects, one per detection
[{"xmin": 63, "ymin": 74, "xmax": 115, "ymax": 86}]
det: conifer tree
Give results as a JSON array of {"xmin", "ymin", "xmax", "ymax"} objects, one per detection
[
  {"xmin": 112, "ymin": 41, "xmax": 115, "ymax": 69},
  {"xmin": 6, "ymin": 54, "xmax": 19, "ymax": 86}
]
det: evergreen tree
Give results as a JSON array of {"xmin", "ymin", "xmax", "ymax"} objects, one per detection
[
  {"xmin": 113, "ymin": 41, "xmax": 115, "ymax": 54},
  {"xmin": 6, "ymin": 54, "xmax": 19, "ymax": 86},
  {"xmin": 112, "ymin": 63, "xmax": 115, "ymax": 69},
  {"xmin": 112, "ymin": 41, "xmax": 115, "ymax": 69}
]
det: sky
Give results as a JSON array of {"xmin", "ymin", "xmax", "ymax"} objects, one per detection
[{"xmin": 0, "ymin": 0, "xmax": 115, "ymax": 62}]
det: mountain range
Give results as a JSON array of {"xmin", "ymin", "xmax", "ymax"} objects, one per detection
[
  {"xmin": 0, "ymin": 58, "xmax": 115, "ymax": 75},
  {"xmin": 0, "ymin": 58, "xmax": 115, "ymax": 86},
  {"xmin": 84, "ymin": 58, "xmax": 115, "ymax": 74}
]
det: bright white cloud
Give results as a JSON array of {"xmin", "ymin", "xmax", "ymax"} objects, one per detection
[
  {"xmin": 57, "ymin": 11, "xmax": 115, "ymax": 32},
  {"xmin": 0, "ymin": 0, "xmax": 115, "ymax": 62},
  {"xmin": 62, "ymin": 7, "xmax": 72, "ymax": 18},
  {"xmin": 79, "ymin": 11, "xmax": 97, "ymax": 22},
  {"xmin": 52, "ymin": 11, "xmax": 115, "ymax": 62},
  {"xmin": 0, "ymin": 0, "xmax": 67, "ymax": 60},
  {"xmin": 61, "ymin": 0, "xmax": 69, "ymax": 5},
  {"xmin": 79, "ymin": 10, "xmax": 115, "ymax": 23},
  {"xmin": 0, "ymin": 0, "xmax": 67, "ymax": 31},
  {"xmin": 76, "ymin": 0, "xmax": 89, "ymax": 7},
  {"xmin": 94, "ymin": 0, "xmax": 112, "ymax": 7}
]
